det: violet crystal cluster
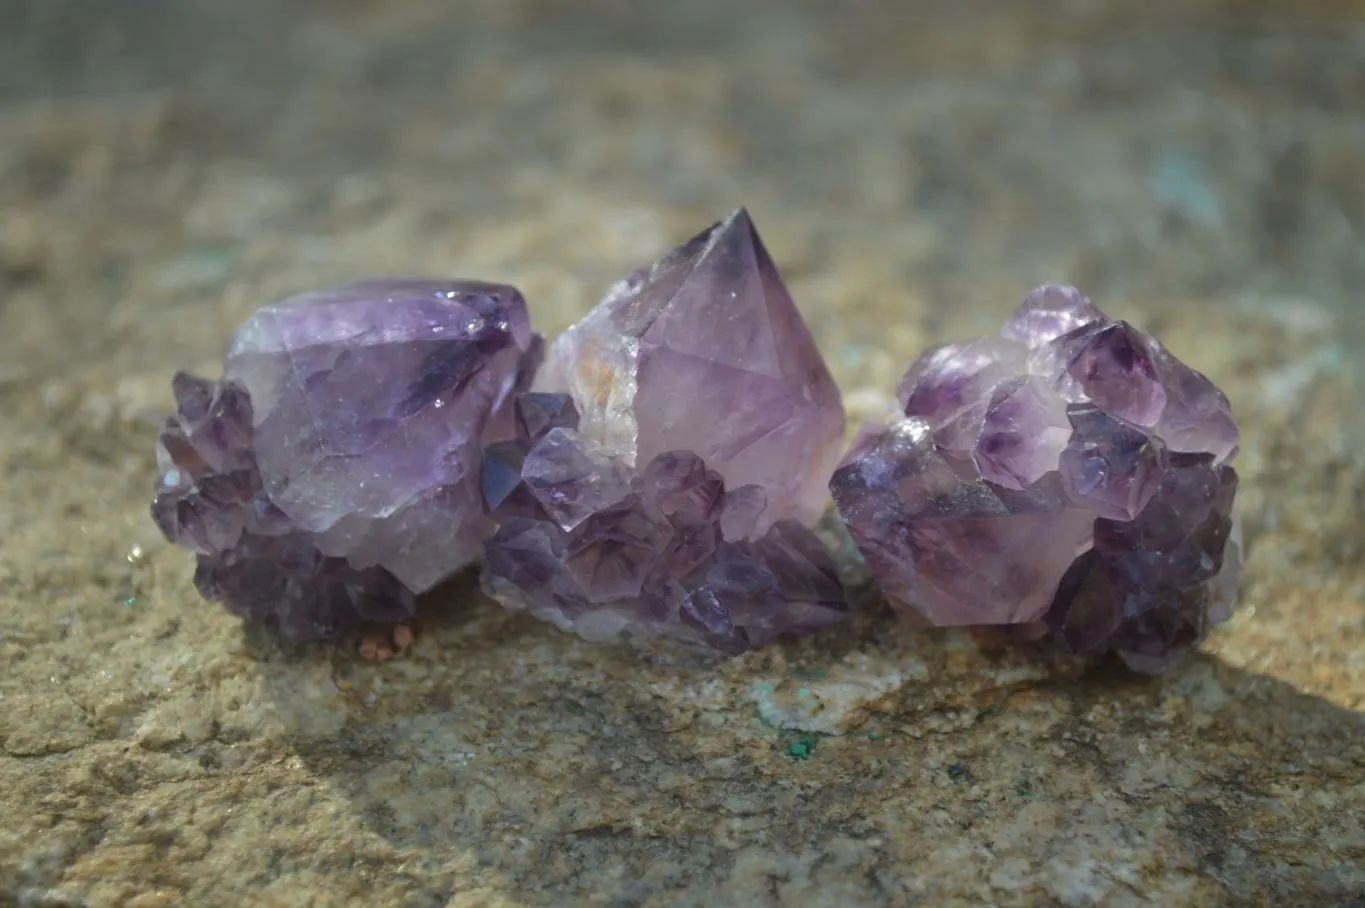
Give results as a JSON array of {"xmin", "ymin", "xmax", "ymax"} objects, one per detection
[
  {"xmin": 829, "ymin": 285, "xmax": 1242, "ymax": 673},
  {"xmin": 151, "ymin": 280, "xmax": 541, "ymax": 640},
  {"xmin": 482, "ymin": 394, "xmax": 847, "ymax": 653},
  {"xmin": 480, "ymin": 209, "xmax": 849, "ymax": 651}
]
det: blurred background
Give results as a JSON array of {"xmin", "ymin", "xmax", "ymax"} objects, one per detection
[{"xmin": 1, "ymin": 0, "xmax": 1362, "ymax": 399}]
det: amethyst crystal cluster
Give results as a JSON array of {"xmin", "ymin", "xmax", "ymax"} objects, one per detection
[
  {"xmin": 480, "ymin": 393, "xmax": 846, "ymax": 653},
  {"xmin": 829, "ymin": 285, "xmax": 1241, "ymax": 672},
  {"xmin": 152, "ymin": 280, "xmax": 541, "ymax": 640},
  {"xmin": 152, "ymin": 213, "xmax": 1242, "ymax": 670},
  {"xmin": 478, "ymin": 210, "xmax": 849, "ymax": 650}
]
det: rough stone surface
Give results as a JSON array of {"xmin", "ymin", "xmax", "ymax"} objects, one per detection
[
  {"xmin": 1, "ymin": 4, "xmax": 1363, "ymax": 906},
  {"xmin": 151, "ymin": 280, "xmax": 541, "ymax": 639},
  {"xmin": 481, "ymin": 394, "xmax": 848, "ymax": 652},
  {"xmin": 832, "ymin": 285, "xmax": 1241, "ymax": 672},
  {"xmin": 540, "ymin": 208, "xmax": 846, "ymax": 532}
]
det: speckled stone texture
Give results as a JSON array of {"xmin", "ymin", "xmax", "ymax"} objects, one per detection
[{"xmin": 1, "ymin": 2, "xmax": 1363, "ymax": 906}]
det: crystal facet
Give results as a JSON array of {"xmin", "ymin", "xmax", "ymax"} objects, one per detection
[
  {"xmin": 481, "ymin": 395, "xmax": 848, "ymax": 653},
  {"xmin": 151, "ymin": 280, "xmax": 542, "ymax": 640},
  {"xmin": 830, "ymin": 284, "xmax": 1240, "ymax": 672},
  {"xmin": 539, "ymin": 208, "xmax": 845, "ymax": 532}
]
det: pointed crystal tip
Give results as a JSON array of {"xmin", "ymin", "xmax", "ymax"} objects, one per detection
[{"xmin": 541, "ymin": 209, "xmax": 846, "ymax": 533}]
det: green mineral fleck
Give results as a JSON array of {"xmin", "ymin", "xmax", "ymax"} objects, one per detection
[{"xmin": 787, "ymin": 737, "xmax": 817, "ymax": 760}]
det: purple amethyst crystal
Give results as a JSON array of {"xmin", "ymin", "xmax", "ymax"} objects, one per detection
[
  {"xmin": 481, "ymin": 394, "xmax": 848, "ymax": 653},
  {"xmin": 486, "ymin": 210, "xmax": 851, "ymax": 651},
  {"xmin": 151, "ymin": 280, "xmax": 542, "ymax": 640},
  {"xmin": 830, "ymin": 284, "xmax": 1241, "ymax": 672},
  {"xmin": 538, "ymin": 208, "xmax": 845, "ymax": 531}
]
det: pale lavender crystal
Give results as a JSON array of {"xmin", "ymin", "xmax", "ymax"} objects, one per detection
[
  {"xmin": 976, "ymin": 376, "xmax": 1072, "ymax": 490},
  {"xmin": 1001, "ymin": 284, "xmax": 1104, "ymax": 346},
  {"xmin": 898, "ymin": 338, "xmax": 1028, "ymax": 454},
  {"xmin": 830, "ymin": 284, "xmax": 1241, "ymax": 672},
  {"xmin": 151, "ymin": 280, "xmax": 541, "ymax": 640},
  {"xmin": 1049, "ymin": 321, "xmax": 1168, "ymax": 425},
  {"xmin": 828, "ymin": 420, "xmax": 1095, "ymax": 626},
  {"xmin": 521, "ymin": 429, "xmax": 634, "ymax": 531},
  {"xmin": 481, "ymin": 394, "xmax": 847, "ymax": 653},
  {"xmin": 538, "ymin": 208, "xmax": 845, "ymax": 533},
  {"xmin": 1150, "ymin": 342, "xmax": 1241, "ymax": 463}
]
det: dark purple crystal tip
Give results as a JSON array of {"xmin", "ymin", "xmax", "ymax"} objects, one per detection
[
  {"xmin": 151, "ymin": 280, "xmax": 542, "ymax": 640},
  {"xmin": 830, "ymin": 284, "xmax": 1241, "ymax": 673}
]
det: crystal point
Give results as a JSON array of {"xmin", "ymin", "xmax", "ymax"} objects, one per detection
[
  {"xmin": 1055, "ymin": 321, "xmax": 1167, "ymax": 426},
  {"xmin": 515, "ymin": 391, "xmax": 580, "ymax": 446},
  {"xmin": 831, "ymin": 285, "xmax": 1241, "ymax": 672},
  {"xmin": 540, "ymin": 208, "xmax": 845, "ymax": 531},
  {"xmin": 1001, "ymin": 283, "xmax": 1105, "ymax": 347},
  {"xmin": 520, "ymin": 428, "xmax": 633, "ymax": 531}
]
